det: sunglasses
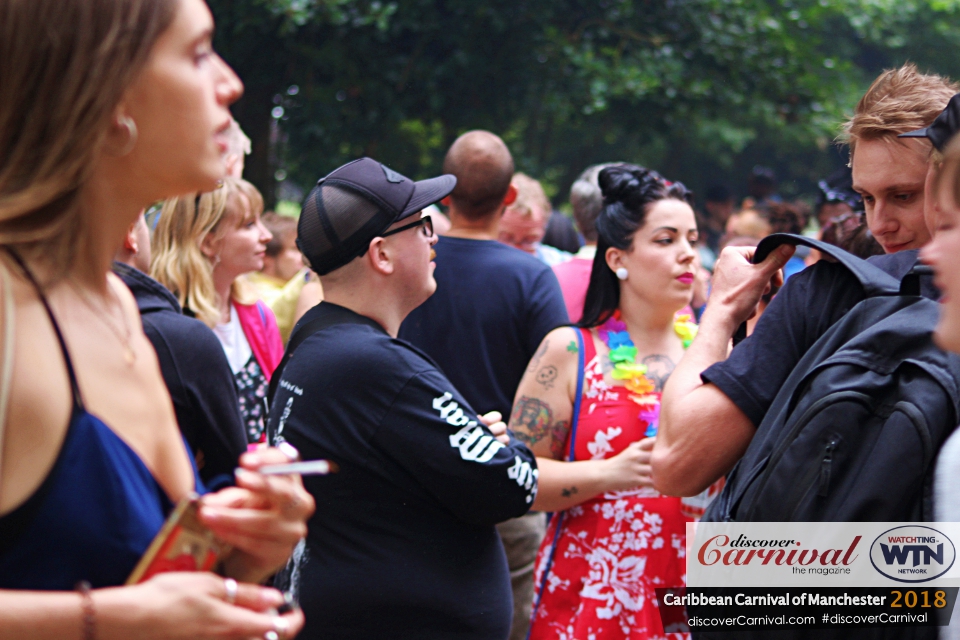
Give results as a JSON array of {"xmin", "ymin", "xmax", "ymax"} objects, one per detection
[{"xmin": 382, "ymin": 214, "xmax": 434, "ymax": 239}]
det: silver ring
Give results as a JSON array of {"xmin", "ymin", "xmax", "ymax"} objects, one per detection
[
  {"xmin": 223, "ymin": 577, "xmax": 238, "ymax": 605},
  {"xmin": 273, "ymin": 616, "xmax": 290, "ymax": 640}
]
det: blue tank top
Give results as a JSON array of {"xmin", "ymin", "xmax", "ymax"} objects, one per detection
[{"xmin": 0, "ymin": 252, "xmax": 204, "ymax": 589}]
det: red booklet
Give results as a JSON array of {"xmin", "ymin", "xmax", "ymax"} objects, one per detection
[{"xmin": 126, "ymin": 493, "xmax": 228, "ymax": 584}]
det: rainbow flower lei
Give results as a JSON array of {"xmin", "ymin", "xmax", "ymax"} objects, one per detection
[{"xmin": 596, "ymin": 311, "xmax": 698, "ymax": 436}]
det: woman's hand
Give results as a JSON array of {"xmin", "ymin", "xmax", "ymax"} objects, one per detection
[
  {"xmin": 198, "ymin": 447, "xmax": 315, "ymax": 584},
  {"xmin": 95, "ymin": 572, "xmax": 303, "ymax": 640},
  {"xmin": 601, "ymin": 437, "xmax": 656, "ymax": 492}
]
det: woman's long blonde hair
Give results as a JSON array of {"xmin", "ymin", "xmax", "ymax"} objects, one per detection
[
  {"xmin": 151, "ymin": 177, "xmax": 262, "ymax": 328},
  {"xmin": 0, "ymin": 0, "xmax": 176, "ymax": 272}
]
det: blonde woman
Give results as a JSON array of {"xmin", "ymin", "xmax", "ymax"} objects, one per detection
[
  {"xmin": 0, "ymin": 0, "xmax": 311, "ymax": 637},
  {"xmin": 153, "ymin": 178, "xmax": 284, "ymax": 444}
]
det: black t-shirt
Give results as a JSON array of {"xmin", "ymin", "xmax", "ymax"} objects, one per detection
[
  {"xmin": 268, "ymin": 302, "xmax": 538, "ymax": 640},
  {"xmin": 399, "ymin": 236, "xmax": 569, "ymax": 418},
  {"xmin": 703, "ymin": 250, "xmax": 937, "ymax": 427}
]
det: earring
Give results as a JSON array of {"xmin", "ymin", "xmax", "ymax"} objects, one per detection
[
  {"xmin": 616, "ymin": 267, "xmax": 628, "ymax": 281},
  {"xmin": 116, "ymin": 115, "xmax": 138, "ymax": 156}
]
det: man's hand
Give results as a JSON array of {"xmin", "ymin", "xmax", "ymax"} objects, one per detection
[
  {"xmin": 479, "ymin": 411, "xmax": 510, "ymax": 445},
  {"xmin": 704, "ymin": 244, "xmax": 795, "ymax": 335}
]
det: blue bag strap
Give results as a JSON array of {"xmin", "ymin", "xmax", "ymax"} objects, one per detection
[
  {"xmin": 567, "ymin": 326, "xmax": 585, "ymax": 462},
  {"xmin": 528, "ymin": 326, "xmax": 586, "ymax": 636}
]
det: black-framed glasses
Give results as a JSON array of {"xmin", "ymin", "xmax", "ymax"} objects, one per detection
[{"xmin": 382, "ymin": 215, "xmax": 434, "ymax": 239}]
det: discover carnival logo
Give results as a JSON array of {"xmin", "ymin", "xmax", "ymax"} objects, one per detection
[
  {"xmin": 697, "ymin": 534, "xmax": 861, "ymax": 571},
  {"xmin": 869, "ymin": 526, "xmax": 956, "ymax": 583}
]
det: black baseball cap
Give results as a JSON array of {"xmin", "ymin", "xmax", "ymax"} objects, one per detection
[
  {"xmin": 297, "ymin": 158, "xmax": 456, "ymax": 275},
  {"xmin": 898, "ymin": 93, "xmax": 960, "ymax": 152}
]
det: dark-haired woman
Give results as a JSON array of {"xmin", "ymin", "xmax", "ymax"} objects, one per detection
[{"xmin": 512, "ymin": 165, "xmax": 700, "ymax": 639}]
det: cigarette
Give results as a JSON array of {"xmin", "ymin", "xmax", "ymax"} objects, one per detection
[{"xmin": 256, "ymin": 460, "xmax": 339, "ymax": 476}]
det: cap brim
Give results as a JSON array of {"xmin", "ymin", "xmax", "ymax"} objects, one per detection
[
  {"xmin": 898, "ymin": 128, "xmax": 930, "ymax": 139},
  {"xmin": 398, "ymin": 175, "xmax": 457, "ymax": 221}
]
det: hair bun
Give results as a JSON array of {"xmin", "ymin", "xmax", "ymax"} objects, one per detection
[{"xmin": 599, "ymin": 165, "xmax": 664, "ymax": 209}]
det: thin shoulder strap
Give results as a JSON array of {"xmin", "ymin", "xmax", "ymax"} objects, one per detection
[
  {"xmin": 4, "ymin": 249, "xmax": 84, "ymax": 411},
  {"xmin": 0, "ymin": 261, "xmax": 15, "ymax": 487}
]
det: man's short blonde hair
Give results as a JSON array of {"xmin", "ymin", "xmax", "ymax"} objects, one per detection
[
  {"xmin": 507, "ymin": 173, "xmax": 551, "ymax": 220},
  {"xmin": 842, "ymin": 63, "xmax": 958, "ymax": 161}
]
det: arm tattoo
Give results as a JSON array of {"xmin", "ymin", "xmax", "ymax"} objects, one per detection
[
  {"xmin": 561, "ymin": 486, "xmax": 579, "ymax": 498},
  {"xmin": 641, "ymin": 354, "xmax": 676, "ymax": 392},
  {"xmin": 510, "ymin": 395, "xmax": 570, "ymax": 459},
  {"xmin": 526, "ymin": 340, "xmax": 549, "ymax": 373},
  {"xmin": 535, "ymin": 365, "xmax": 558, "ymax": 389}
]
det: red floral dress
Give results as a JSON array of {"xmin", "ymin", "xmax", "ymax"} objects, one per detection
[{"xmin": 528, "ymin": 328, "xmax": 691, "ymax": 640}]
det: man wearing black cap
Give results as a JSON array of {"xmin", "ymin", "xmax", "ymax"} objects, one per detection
[
  {"xmin": 654, "ymin": 65, "xmax": 956, "ymax": 500},
  {"xmin": 267, "ymin": 158, "xmax": 538, "ymax": 640}
]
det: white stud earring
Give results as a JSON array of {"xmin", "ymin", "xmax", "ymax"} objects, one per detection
[
  {"xmin": 616, "ymin": 267, "xmax": 628, "ymax": 281},
  {"xmin": 116, "ymin": 115, "xmax": 138, "ymax": 156}
]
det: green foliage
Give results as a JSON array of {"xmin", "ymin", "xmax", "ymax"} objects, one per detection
[{"xmin": 209, "ymin": 0, "xmax": 960, "ymax": 208}]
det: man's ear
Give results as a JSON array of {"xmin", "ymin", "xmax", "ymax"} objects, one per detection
[
  {"xmin": 605, "ymin": 246, "xmax": 625, "ymax": 273},
  {"xmin": 366, "ymin": 237, "xmax": 395, "ymax": 276},
  {"xmin": 502, "ymin": 184, "xmax": 518, "ymax": 206},
  {"xmin": 440, "ymin": 196, "xmax": 452, "ymax": 207}
]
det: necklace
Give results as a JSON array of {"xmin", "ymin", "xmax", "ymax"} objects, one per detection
[
  {"xmin": 596, "ymin": 310, "xmax": 697, "ymax": 436},
  {"xmin": 71, "ymin": 279, "xmax": 136, "ymax": 366}
]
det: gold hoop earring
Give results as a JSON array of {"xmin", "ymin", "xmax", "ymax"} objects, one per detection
[{"xmin": 117, "ymin": 115, "xmax": 138, "ymax": 156}]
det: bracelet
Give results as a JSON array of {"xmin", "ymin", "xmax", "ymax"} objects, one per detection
[{"xmin": 75, "ymin": 580, "xmax": 96, "ymax": 640}]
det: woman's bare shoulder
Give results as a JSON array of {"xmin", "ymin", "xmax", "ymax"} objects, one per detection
[{"xmin": 534, "ymin": 326, "xmax": 584, "ymax": 363}]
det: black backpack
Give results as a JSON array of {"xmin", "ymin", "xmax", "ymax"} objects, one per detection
[{"xmin": 703, "ymin": 233, "xmax": 960, "ymax": 523}]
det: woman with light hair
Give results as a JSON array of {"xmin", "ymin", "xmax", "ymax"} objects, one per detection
[
  {"xmin": 0, "ymin": 0, "xmax": 310, "ymax": 637},
  {"xmin": 153, "ymin": 178, "xmax": 284, "ymax": 444}
]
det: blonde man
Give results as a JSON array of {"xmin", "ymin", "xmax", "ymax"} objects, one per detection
[
  {"xmin": 654, "ymin": 64, "xmax": 957, "ymax": 498},
  {"xmin": 500, "ymin": 172, "xmax": 572, "ymax": 266}
]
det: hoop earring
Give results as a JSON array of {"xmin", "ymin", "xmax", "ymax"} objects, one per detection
[
  {"xmin": 117, "ymin": 115, "xmax": 138, "ymax": 156},
  {"xmin": 616, "ymin": 267, "xmax": 628, "ymax": 281}
]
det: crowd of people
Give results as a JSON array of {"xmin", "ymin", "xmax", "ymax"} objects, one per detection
[{"xmin": 7, "ymin": 1, "xmax": 960, "ymax": 640}]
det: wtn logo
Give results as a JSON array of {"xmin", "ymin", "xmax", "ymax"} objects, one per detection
[{"xmin": 870, "ymin": 526, "xmax": 956, "ymax": 583}]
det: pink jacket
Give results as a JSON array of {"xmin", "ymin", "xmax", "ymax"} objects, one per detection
[{"xmin": 234, "ymin": 300, "xmax": 284, "ymax": 380}]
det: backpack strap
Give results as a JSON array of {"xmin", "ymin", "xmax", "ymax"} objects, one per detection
[
  {"xmin": 753, "ymin": 233, "xmax": 900, "ymax": 296},
  {"xmin": 733, "ymin": 233, "xmax": 902, "ymax": 345},
  {"xmin": 899, "ymin": 264, "xmax": 934, "ymax": 296}
]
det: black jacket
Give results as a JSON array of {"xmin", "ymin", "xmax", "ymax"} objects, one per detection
[{"xmin": 113, "ymin": 262, "xmax": 246, "ymax": 485}]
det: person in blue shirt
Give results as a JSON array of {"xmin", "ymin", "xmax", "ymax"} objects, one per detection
[{"xmin": 399, "ymin": 131, "xmax": 569, "ymax": 640}]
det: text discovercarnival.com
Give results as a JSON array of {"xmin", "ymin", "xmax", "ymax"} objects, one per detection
[{"xmin": 652, "ymin": 522, "xmax": 960, "ymax": 633}]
